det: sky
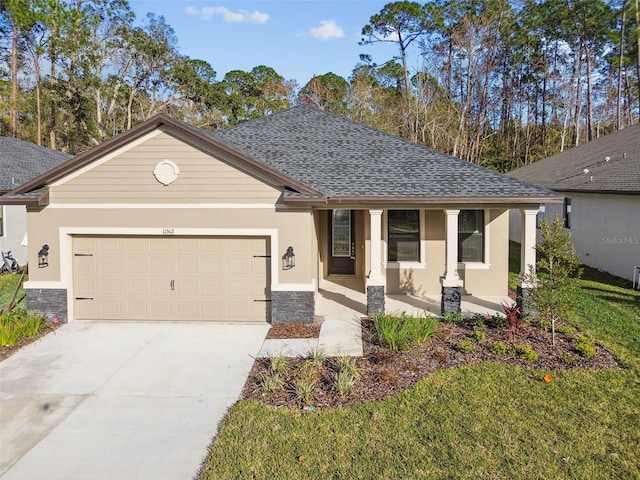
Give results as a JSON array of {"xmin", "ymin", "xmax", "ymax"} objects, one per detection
[{"xmin": 128, "ymin": 0, "xmax": 402, "ymax": 86}]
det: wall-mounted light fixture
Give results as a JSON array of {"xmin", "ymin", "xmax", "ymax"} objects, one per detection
[
  {"xmin": 38, "ymin": 244, "xmax": 49, "ymax": 268},
  {"xmin": 282, "ymin": 246, "xmax": 295, "ymax": 270}
]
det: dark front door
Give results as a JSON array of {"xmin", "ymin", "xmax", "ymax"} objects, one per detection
[{"xmin": 328, "ymin": 209, "xmax": 356, "ymax": 275}]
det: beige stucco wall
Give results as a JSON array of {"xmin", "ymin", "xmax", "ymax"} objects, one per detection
[
  {"xmin": 25, "ymin": 129, "xmax": 316, "ymax": 295},
  {"xmin": 510, "ymin": 193, "xmax": 639, "ymax": 281}
]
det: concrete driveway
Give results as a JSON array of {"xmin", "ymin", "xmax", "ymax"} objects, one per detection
[{"xmin": 0, "ymin": 321, "xmax": 269, "ymax": 480}]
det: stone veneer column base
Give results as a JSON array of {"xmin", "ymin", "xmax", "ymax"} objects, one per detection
[
  {"xmin": 271, "ymin": 291, "xmax": 315, "ymax": 324},
  {"xmin": 26, "ymin": 289, "xmax": 68, "ymax": 323},
  {"xmin": 516, "ymin": 285, "xmax": 534, "ymax": 316},
  {"xmin": 367, "ymin": 285, "xmax": 385, "ymax": 316},
  {"xmin": 441, "ymin": 286, "xmax": 461, "ymax": 315}
]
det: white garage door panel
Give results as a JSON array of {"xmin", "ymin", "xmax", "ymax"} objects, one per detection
[{"xmin": 73, "ymin": 236, "xmax": 270, "ymax": 322}]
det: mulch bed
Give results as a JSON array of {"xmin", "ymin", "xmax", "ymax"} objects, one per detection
[
  {"xmin": 265, "ymin": 316, "xmax": 323, "ymax": 339},
  {"xmin": 241, "ymin": 317, "xmax": 622, "ymax": 409},
  {"xmin": 0, "ymin": 322, "xmax": 61, "ymax": 362}
]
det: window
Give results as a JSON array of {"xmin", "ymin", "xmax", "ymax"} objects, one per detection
[
  {"xmin": 564, "ymin": 198, "xmax": 571, "ymax": 228},
  {"xmin": 0, "ymin": 206, "xmax": 3, "ymax": 237},
  {"xmin": 388, "ymin": 210, "xmax": 420, "ymax": 262},
  {"xmin": 537, "ymin": 204, "xmax": 546, "ymax": 229},
  {"xmin": 458, "ymin": 210, "xmax": 484, "ymax": 262}
]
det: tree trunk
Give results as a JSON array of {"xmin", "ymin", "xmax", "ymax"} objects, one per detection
[
  {"xmin": 11, "ymin": 22, "xmax": 19, "ymax": 138},
  {"xmin": 617, "ymin": 0, "xmax": 626, "ymax": 130},
  {"xmin": 635, "ymin": 0, "xmax": 640, "ymax": 118},
  {"xmin": 585, "ymin": 43, "xmax": 594, "ymax": 141}
]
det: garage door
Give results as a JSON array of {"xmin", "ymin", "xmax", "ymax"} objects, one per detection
[{"xmin": 72, "ymin": 236, "xmax": 270, "ymax": 322}]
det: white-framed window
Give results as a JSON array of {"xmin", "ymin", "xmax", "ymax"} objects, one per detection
[
  {"xmin": 458, "ymin": 210, "xmax": 485, "ymax": 263},
  {"xmin": 387, "ymin": 210, "xmax": 421, "ymax": 263}
]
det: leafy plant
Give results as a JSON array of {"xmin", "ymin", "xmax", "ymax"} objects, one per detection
[
  {"xmin": 524, "ymin": 216, "xmax": 582, "ymax": 346},
  {"xmin": 442, "ymin": 311, "xmax": 462, "ymax": 323},
  {"xmin": 502, "ymin": 302, "xmax": 522, "ymax": 341},
  {"xmin": 455, "ymin": 339, "xmax": 475, "ymax": 354},
  {"xmin": 471, "ymin": 330, "xmax": 486, "ymax": 341},
  {"xmin": 574, "ymin": 333, "xmax": 597, "ymax": 358},
  {"xmin": 260, "ymin": 372, "xmax": 284, "ymax": 393},
  {"xmin": 333, "ymin": 370, "xmax": 357, "ymax": 395},
  {"xmin": 307, "ymin": 347, "xmax": 326, "ymax": 367},
  {"xmin": 556, "ymin": 351, "xmax": 577, "ymax": 365},
  {"xmin": 556, "ymin": 325, "xmax": 577, "ymax": 336},
  {"xmin": 514, "ymin": 344, "xmax": 539, "ymax": 362},
  {"xmin": 470, "ymin": 314, "xmax": 487, "ymax": 329},
  {"xmin": 373, "ymin": 312, "xmax": 438, "ymax": 351},
  {"xmin": 336, "ymin": 356, "xmax": 360, "ymax": 379},
  {"xmin": 490, "ymin": 341, "xmax": 508, "ymax": 355},
  {"xmin": 268, "ymin": 354, "xmax": 290, "ymax": 375},
  {"xmin": 0, "ymin": 308, "xmax": 45, "ymax": 347},
  {"xmin": 293, "ymin": 379, "xmax": 316, "ymax": 406}
]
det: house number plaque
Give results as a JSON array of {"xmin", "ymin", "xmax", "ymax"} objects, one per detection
[{"xmin": 162, "ymin": 228, "xmax": 175, "ymax": 235}]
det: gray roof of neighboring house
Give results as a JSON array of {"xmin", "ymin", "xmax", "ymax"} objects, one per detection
[
  {"xmin": 507, "ymin": 125, "xmax": 640, "ymax": 194},
  {"xmin": 0, "ymin": 136, "xmax": 72, "ymax": 193},
  {"xmin": 207, "ymin": 105, "xmax": 555, "ymax": 200}
]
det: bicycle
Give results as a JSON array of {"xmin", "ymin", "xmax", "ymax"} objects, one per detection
[{"xmin": 1, "ymin": 250, "xmax": 20, "ymax": 274}]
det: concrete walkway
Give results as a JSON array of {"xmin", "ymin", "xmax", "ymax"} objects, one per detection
[{"xmin": 0, "ymin": 321, "xmax": 269, "ymax": 480}]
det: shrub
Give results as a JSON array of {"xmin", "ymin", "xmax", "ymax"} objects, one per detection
[
  {"xmin": 574, "ymin": 334, "xmax": 597, "ymax": 358},
  {"xmin": 514, "ymin": 344, "xmax": 539, "ymax": 362},
  {"xmin": 0, "ymin": 308, "xmax": 45, "ymax": 347},
  {"xmin": 456, "ymin": 339, "xmax": 475, "ymax": 354},
  {"xmin": 471, "ymin": 330, "xmax": 486, "ymax": 342},
  {"xmin": 268, "ymin": 354, "xmax": 290, "ymax": 375},
  {"xmin": 470, "ymin": 314, "xmax": 487, "ymax": 328},
  {"xmin": 333, "ymin": 370, "xmax": 357, "ymax": 395},
  {"xmin": 502, "ymin": 302, "xmax": 523, "ymax": 341},
  {"xmin": 490, "ymin": 341, "xmax": 508, "ymax": 355},
  {"xmin": 556, "ymin": 325, "xmax": 577, "ymax": 335},
  {"xmin": 373, "ymin": 312, "xmax": 438, "ymax": 351},
  {"xmin": 336, "ymin": 356, "xmax": 360, "ymax": 379},
  {"xmin": 557, "ymin": 351, "xmax": 577, "ymax": 365},
  {"xmin": 307, "ymin": 347, "xmax": 326, "ymax": 367},
  {"xmin": 293, "ymin": 379, "xmax": 316, "ymax": 406},
  {"xmin": 442, "ymin": 311, "xmax": 462, "ymax": 323},
  {"xmin": 260, "ymin": 372, "xmax": 284, "ymax": 393}
]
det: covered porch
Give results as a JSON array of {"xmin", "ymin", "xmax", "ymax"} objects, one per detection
[{"xmin": 315, "ymin": 207, "xmax": 538, "ymax": 317}]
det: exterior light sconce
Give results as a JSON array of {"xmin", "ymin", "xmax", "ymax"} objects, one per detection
[
  {"xmin": 38, "ymin": 244, "xmax": 49, "ymax": 268},
  {"xmin": 282, "ymin": 246, "xmax": 295, "ymax": 270}
]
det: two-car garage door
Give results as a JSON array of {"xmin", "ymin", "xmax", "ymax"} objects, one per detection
[{"xmin": 72, "ymin": 236, "xmax": 270, "ymax": 322}]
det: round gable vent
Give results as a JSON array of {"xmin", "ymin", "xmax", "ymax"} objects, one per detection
[{"xmin": 153, "ymin": 160, "xmax": 180, "ymax": 185}]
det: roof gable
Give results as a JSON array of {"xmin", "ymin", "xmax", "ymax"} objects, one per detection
[{"xmin": 508, "ymin": 125, "xmax": 640, "ymax": 194}]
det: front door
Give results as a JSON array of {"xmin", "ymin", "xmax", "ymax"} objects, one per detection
[{"xmin": 328, "ymin": 210, "xmax": 356, "ymax": 275}]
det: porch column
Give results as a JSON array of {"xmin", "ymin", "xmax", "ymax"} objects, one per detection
[
  {"xmin": 441, "ymin": 209, "xmax": 463, "ymax": 314},
  {"xmin": 366, "ymin": 209, "xmax": 385, "ymax": 315},
  {"xmin": 517, "ymin": 208, "xmax": 538, "ymax": 311}
]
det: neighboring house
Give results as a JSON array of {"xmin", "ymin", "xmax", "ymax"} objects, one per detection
[
  {"xmin": 0, "ymin": 137, "xmax": 72, "ymax": 266},
  {"xmin": 0, "ymin": 106, "xmax": 558, "ymax": 323},
  {"xmin": 508, "ymin": 125, "xmax": 640, "ymax": 282}
]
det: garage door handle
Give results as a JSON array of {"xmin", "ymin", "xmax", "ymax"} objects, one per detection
[
  {"xmin": 170, "ymin": 280, "xmax": 175, "ymax": 291},
  {"xmin": 254, "ymin": 299, "xmax": 272, "ymax": 302},
  {"xmin": 75, "ymin": 297, "xmax": 94, "ymax": 300}
]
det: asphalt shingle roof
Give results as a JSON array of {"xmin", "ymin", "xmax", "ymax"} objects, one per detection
[
  {"xmin": 0, "ymin": 136, "xmax": 72, "ymax": 192},
  {"xmin": 208, "ymin": 105, "xmax": 554, "ymax": 200},
  {"xmin": 507, "ymin": 125, "xmax": 640, "ymax": 194}
]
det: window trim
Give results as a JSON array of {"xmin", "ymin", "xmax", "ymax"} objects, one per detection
[
  {"xmin": 0, "ymin": 205, "xmax": 4, "ymax": 238},
  {"xmin": 457, "ymin": 209, "xmax": 490, "ymax": 267},
  {"xmin": 564, "ymin": 198, "xmax": 572, "ymax": 229},
  {"xmin": 384, "ymin": 209, "xmax": 426, "ymax": 269}
]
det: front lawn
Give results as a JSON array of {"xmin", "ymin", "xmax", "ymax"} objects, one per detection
[{"xmin": 198, "ymin": 244, "xmax": 640, "ymax": 479}]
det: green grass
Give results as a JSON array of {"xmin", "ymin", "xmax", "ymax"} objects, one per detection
[{"xmin": 195, "ymin": 244, "xmax": 640, "ymax": 479}]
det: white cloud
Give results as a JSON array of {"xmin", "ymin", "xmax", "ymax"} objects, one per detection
[
  {"xmin": 185, "ymin": 6, "xmax": 269, "ymax": 24},
  {"xmin": 307, "ymin": 20, "xmax": 345, "ymax": 40}
]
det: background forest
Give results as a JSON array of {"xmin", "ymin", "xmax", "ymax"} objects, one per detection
[{"xmin": 1, "ymin": 0, "xmax": 639, "ymax": 172}]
